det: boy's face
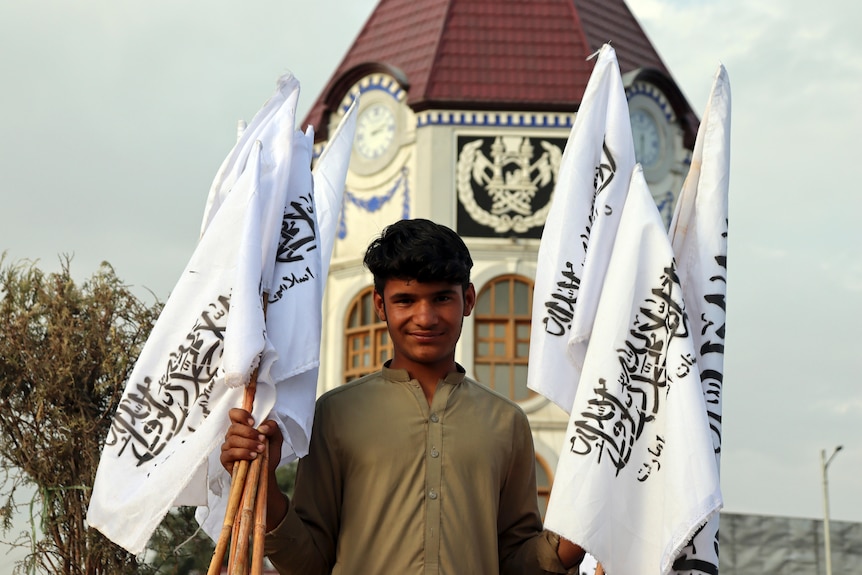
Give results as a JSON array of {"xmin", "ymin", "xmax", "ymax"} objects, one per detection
[{"xmin": 373, "ymin": 278, "xmax": 476, "ymax": 376}]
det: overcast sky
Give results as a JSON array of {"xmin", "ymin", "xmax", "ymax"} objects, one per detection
[{"xmin": 2, "ymin": 0, "xmax": 860, "ymax": 567}]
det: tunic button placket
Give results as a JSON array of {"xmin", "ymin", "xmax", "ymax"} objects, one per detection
[{"xmin": 423, "ymin": 391, "xmax": 450, "ymax": 574}]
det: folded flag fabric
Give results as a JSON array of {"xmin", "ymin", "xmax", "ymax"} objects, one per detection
[
  {"xmin": 87, "ymin": 74, "xmax": 357, "ymax": 555},
  {"xmin": 88, "ymin": 137, "xmax": 279, "ymax": 554},
  {"xmin": 313, "ymin": 99, "xmax": 359, "ymax": 276},
  {"xmin": 198, "ymin": 100, "xmax": 358, "ymax": 542},
  {"xmin": 543, "ymin": 166, "xmax": 722, "ymax": 575},
  {"xmin": 528, "ymin": 44, "xmax": 636, "ymax": 413},
  {"xmin": 667, "ymin": 64, "xmax": 731, "ymax": 575}
]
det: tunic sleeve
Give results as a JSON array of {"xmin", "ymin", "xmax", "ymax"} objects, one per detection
[
  {"xmin": 497, "ymin": 409, "xmax": 574, "ymax": 575},
  {"xmin": 264, "ymin": 398, "xmax": 342, "ymax": 575}
]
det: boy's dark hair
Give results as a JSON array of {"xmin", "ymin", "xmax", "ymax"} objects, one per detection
[{"xmin": 363, "ymin": 219, "xmax": 473, "ymax": 295}]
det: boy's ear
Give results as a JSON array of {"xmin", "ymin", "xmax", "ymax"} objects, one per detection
[
  {"xmin": 463, "ymin": 283, "xmax": 476, "ymax": 317},
  {"xmin": 373, "ymin": 289, "xmax": 387, "ymax": 321}
]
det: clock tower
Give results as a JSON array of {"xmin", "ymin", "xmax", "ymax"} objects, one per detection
[
  {"xmin": 624, "ymin": 68, "xmax": 695, "ymax": 226},
  {"xmin": 301, "ymin": 0, "xmax": 701, "ymax": 514}
]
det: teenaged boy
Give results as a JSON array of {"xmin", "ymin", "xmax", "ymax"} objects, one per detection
[{"xmin": 220, "ymin": 219, "xmax": 584, "ymax": 574}]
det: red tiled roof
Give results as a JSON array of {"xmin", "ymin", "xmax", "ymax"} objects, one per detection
[
  {"xmin": 420, "ymin": 0, "xmax": 593, "ymax": 107},
  {"xmin": 571, "ymin": 0, "xmax": 669, "ymax": 74},
  {"xmin": 303, "ymin": 0, "xmax": 686, "ymax": 140}
]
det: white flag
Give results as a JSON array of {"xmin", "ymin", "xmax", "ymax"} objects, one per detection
[
  {"xmin": 259, "ymin": 98, "xmax": 358, "ymax": 462},
  {"xmin": 313, "ymin": 98, "xmax": 359, "ymax": 276},
  {"xmin": 543, "ymin": 167, "xmax": 722, "ymax": 575},
  {"xmin": 201, "ymin": 73, "xmax": 301, "ymax": 296},
  {"xmin": 528, "ymin": 44, "xmax": 636, "ymax": 413},
  {"xmin": 667, "ymin": 65, "xmax": 731, "ymax": 574},
  {"xmin": 268, "ymin": 99, "xmax": 358, "ymax": 451},
  {"xmin": 86, "ymin": 75, "xmax": 357, "ymax": 555},
  {"xmin": 196, "ymin": 100, "xmax": 359, "ymax": 541},
  {"xmin": 88, "ymin": 140, "xmax": 280, "ymax": 554}
]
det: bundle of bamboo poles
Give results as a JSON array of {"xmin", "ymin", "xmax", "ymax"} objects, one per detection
[{"xmin": 206, "ymin": 368, "xmax": 269, "ymax": 575}]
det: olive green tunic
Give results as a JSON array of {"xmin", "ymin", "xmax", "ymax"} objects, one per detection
[{"xmin": 265, "ymin": 366, "xmax": 572, "ymax": 575}]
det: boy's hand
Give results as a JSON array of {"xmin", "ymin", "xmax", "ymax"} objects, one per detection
[
  {"xmin": 220, "ymin": 408, "xmax": 283, "ymax": 476},
  {"xmin": 220, "ymin": 408, "xmax": 289, "ymax": 531},
  {"xmin": 557, "ymin": 537, "xmax": 586, "ymax": 570}
]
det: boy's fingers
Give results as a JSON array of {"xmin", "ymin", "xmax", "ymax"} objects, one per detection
[{"xmin": 228, "ymin": 407, "xmax": 255, "ymax": 427}]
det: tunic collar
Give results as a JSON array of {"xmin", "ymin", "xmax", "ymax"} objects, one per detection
[{"xmin": 381, "ymin": 362, "xmax": 466, "ymax": 386}]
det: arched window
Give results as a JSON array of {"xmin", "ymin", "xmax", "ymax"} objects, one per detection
[
  {"xmin": 536, "ymin": 453, "xmax": 554, "ymax": 519},
  {"xmin": 473, "ymin": 275, "xmax": 535, "ymax": 402},
  {"xmin": 344, "ymin": 286, "xmax": 392, "ymax": 382}
]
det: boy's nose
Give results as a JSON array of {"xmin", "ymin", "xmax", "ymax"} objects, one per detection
[{"xmin": 413, "ymin": 300, "xmax": 438, "ymax": 327}]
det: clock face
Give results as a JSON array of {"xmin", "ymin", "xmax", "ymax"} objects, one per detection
[
  {"xmin": 631, "ymin": 107, "xmax": 662, "ymax": 169},
  {"xmin": 626, "ymin": 81, "xmax": 677, "ymax": 184},
  {"xmin": 355, "ymin": 103, "xmax": 397, "ymax": 161}
]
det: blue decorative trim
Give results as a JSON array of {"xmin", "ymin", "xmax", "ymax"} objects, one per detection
[
  {"xmin": 626, "ymin": 81, "xmax": 676, "ymax": 123},
  {"xmin": 339, "ymin": 74, "xmax": 406, "ymax": 114},
  {"xmin": 338, "ymin": 167, "xmax": 411, "ymax": 239},
  {"xmin": 416, "ymin": 111, "xmax": 574, "ymax": 129},
  {"xmin": 655, "ymin": 189, "xmax": 675, "ymax": 230}
]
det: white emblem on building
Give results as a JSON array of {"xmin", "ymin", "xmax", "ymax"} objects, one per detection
[{"xmin": 457, "ymin": 136, "xmax": 562, "ymax": 234}]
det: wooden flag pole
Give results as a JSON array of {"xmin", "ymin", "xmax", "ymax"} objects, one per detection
[
  {"xmin": 229, "ymin": 377, "xmax": 260, "ymax": 574},
  {"xmin": 208, "ymin": 297, "xmax": 270, "ymax": 575},
  {"xmin": 207, "ymin": 373, "xmax": 259, "ymax": 575},
  {"xmin": 228, "ymin": 494, "xmax": 244, "ymax": 572},
  {"xmin": 230, "ymin": 436, "xmax": 264, "ymax": 575},
  {"xmin": 207, "ymin": 462, "xmax": 249, "ymax": 573},
  {"xmin": 250, "ymin": 440, "xmax": 269, "ymax": 575}
]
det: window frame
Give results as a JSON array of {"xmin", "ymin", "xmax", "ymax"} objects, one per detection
[
  {"xmin": 472, "ymin": 274, "xmax": 535, "ymax": 402},
  {"xmin": 343, "ymin": 286, "xmax": 392, "ymax": 382}
]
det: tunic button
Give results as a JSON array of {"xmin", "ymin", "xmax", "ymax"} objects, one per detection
[
  {"xmin": 430, "ymin": 448, "xmax": 440, "ymax": 458},
  {"xmin": 428, "ymin": 490, "xmax": 438, "ymax": 500},
  {"xmin": 430, "ymin": 413, "xmax": 439, "ymax": 423}
]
